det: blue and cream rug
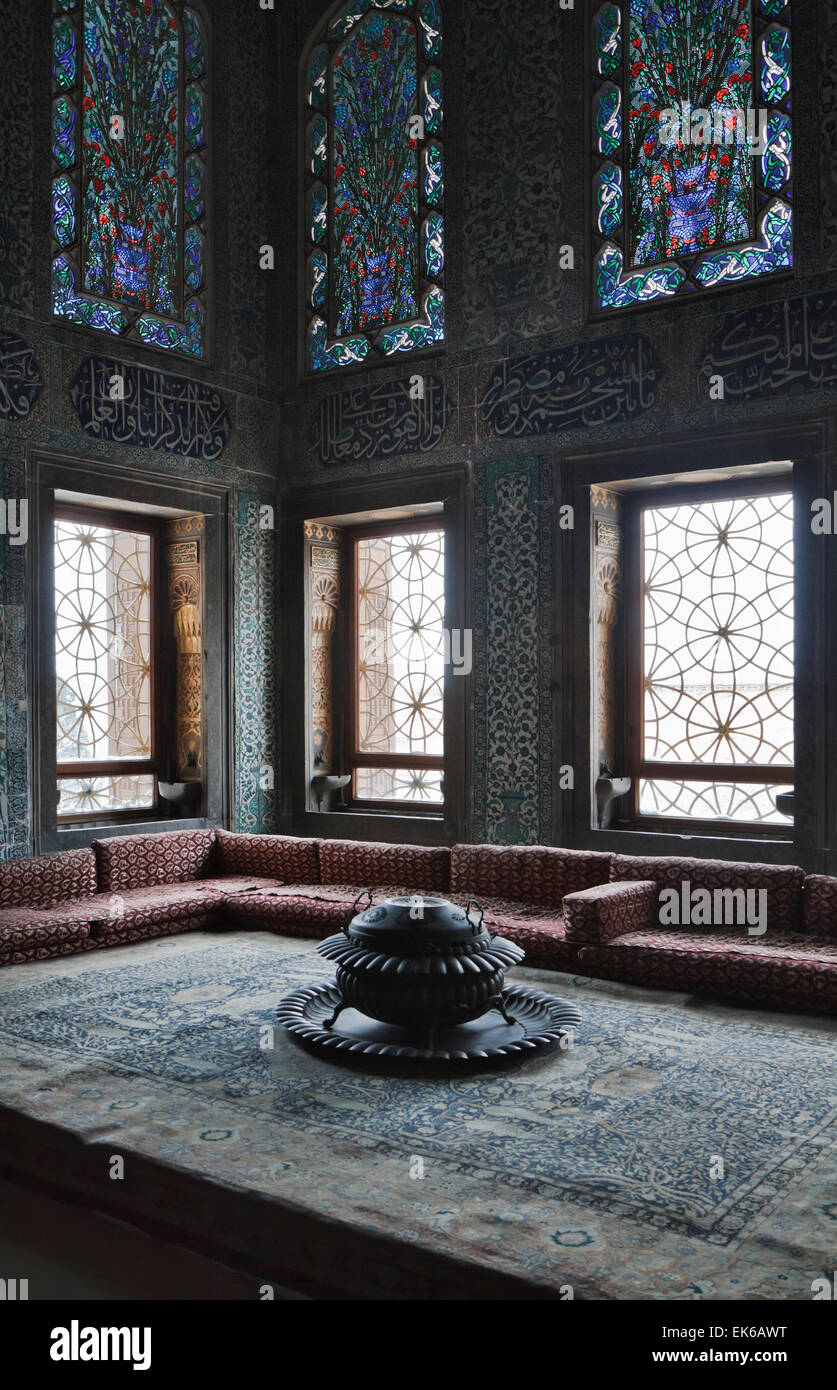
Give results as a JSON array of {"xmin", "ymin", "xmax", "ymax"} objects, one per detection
[{"xmin": 0, "ymin": 932, "xmax": 834, "ymax": 1299}]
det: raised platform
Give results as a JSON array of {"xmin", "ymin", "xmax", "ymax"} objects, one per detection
[{"xmin": 0, "ymin": 932, "xmax": 834, "ymax": 1299}]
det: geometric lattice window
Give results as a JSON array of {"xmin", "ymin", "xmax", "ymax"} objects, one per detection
[
  {"xmin": 630, "ymin": 484, "xmax": 793, "ymax": 826},
  {"xmin": 303, "ymin": 0, "xmax": 444, "ymax": 372},
  {"xmin": 55, "ymin": 509, "xmax": 158, "ymax": 819},
  {"xmin": 349, "ymin": 522, "xmax": 445, "ymax": 806},
  {"xmin": 592, "ymin": 0, "xmax": 792, "ymax": 313},
  {"xmin": 51, "ymin": 0, "xmax": 209, "ymax": 357}
]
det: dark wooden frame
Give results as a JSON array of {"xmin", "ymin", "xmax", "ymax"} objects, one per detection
[
  {"xmin": 53, "ymin": 501, "xmax": 165, "ymax": 823},
  {"xmin": 622, "ymin": 474, "xmax": 796, "ymax": 834},
  {"xmin": 554, "ymin": 417, "xmax": 828, "ymax": 872},
  {"xmin": 29, "ymin": 448, "xmax": 233, "ymax": 854},
  {"xmin": 280, "ymin": 464, "xmax": 471, "ymax": 846},
  {"xmin": 345, "ymin": 515, "xmax": 446, "ymax": 813}
]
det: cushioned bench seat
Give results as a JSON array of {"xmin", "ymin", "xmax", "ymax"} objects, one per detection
[
  {"xmin": 0, "ymin": 908, "xmax": 93, "ymax": 958},
  {"xmin": 580, "ymin": 928, "xmax": 837, "ymax": 1012}
]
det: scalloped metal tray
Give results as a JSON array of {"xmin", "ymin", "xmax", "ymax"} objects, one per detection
[{"xmin": 277, "ymin": 982, "xmax": 581, "ymax": 1063}]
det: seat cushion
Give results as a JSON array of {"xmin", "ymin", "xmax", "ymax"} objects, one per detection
[
  {"xmin": 610, "ymin": 854, "xmax": 805, "ymax": 931},
  {"xmin": 93, "ymin": 829, "xmax": 216, "ymax": 893},
  {"xmin": 580, "ymin": 928, "xmax": 837, "ymax": 1010},
  {"xmin": 223, "ymin": 885, "xmax": 359, "ymax": 938},
  {"xmin": 318, "ymin": 840, "xmax": 450, "ymax": 894},
  {"xmin": 451, "ymin": 844, "xmax": 611, "ymax": 908},
  {"xmin": 196, "ymin": 875, "xmax": 287, "ymax": 898},
  {"xmin": 0, "ymin": 908, "xmax": 92, "ymax": 954},
  {"xmin": 0, "ymin": 848, "xmax": 97, "ymax": 909},
  {"xmin": 85, "ymin": 883, "xmax": 219, "ymax": 939},
  {"xmin": 210, "ymin": 830, "xmax": 319, "ymax": 884}
]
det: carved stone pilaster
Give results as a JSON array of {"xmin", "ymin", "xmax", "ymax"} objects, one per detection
[
  {"xmin": 166, "ymin": 517, "xmax": 204, "ymax": 781},
  {"xmin": 310, "ymin": 539, "xmax": 341, "ymax": 772}
]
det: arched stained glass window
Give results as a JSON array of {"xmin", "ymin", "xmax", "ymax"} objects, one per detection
[
  {"xmin": 303, "ymin": 0, "xmax": 445, "ymax": 372},
  {"xmin": 51, "ymin": 0, "xmax": 209, "ymax": 357},
  {"xmin": 592, "ymin": 1, "xmax": 792, "ymax": 313}
]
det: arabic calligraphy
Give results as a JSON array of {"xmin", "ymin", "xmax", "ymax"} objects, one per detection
[
  {"xmin": 0, "ymin": 333, "xmax": 44, "ymax": 420},
  {"xmin": 699, "ymin": 291, "xmax": 837, "ymax": 400},
  {"xmin": 481, "ymin": 334, "xmax": 662, "ymax": 437},
  {"xmin": 70, "ymin": 357, "xmax": 232, "ymax": 461},
  {"xmin": 312, "ymin": 375, "xmax": 452, "ymax": 464}
]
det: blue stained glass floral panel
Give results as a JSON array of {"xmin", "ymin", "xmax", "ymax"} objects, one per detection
[
  {"xmin": 184, "ymin": 9, "xmax": 205, "ymax": 78},
  {"xmin": 328, "ymin": 1, "xmax": 410, "ymax": 42},
  {"xmin": 185, "ymin": 154, "xmax": 204, "ymax": 222},
  {"xmin": 307, "ymin": 44, "xmax": 329, "ymax": 107},
  {"xmin": 53, "ymin": 176, "xmax": 76, "ymax": 247},
  {"xmin": 185, "ymin": 225, "xmax": 203, "ymax": 290},
  {"xmin": 137, "ymin": 299, "xmax": 203, "ymax": 355},
  {"xmin": 761, "ymin": 25, "xmax": 790, "ymax": 103},
  {"xmin": 419, "ymin": 0, "xmax": 441, "ymax": 58},
  {"xmin": 185, "ymin": 83, "xmax": 204, "ymax": 149},
  {"xmin": 52, "ymin": 255, "xmax": 129, "ymax": 334},
  {"xmin": 594, "ymin": 2, "xmax": 620, "ymax": 76},
  {"xmin": 377, "ymin": 284, "xmax": 443, "ymax": 354},
  {"xmin": 53, "ymin": 97, "xmax": 76, "ymax": 168},
  {"xmin": 762, "ymin": 112, "xmax": 791, "ymax": 193},
  {"xmin": 309, "ymin": 182, "xmax": 327, "ymax": 244},
  {"xmin": 308, "ymin": 249, "xmax": 328, "ymax": 309},
  {"xmin": 594, "ymin": 82, "xmax": 621, "ymax": 157},
  {"xmin": 308, "ymin": 115, "xmax": 327, "ymax": 177},
  {"xmin": 53, "ymin": 16, "xmax": 76, "ymax": 89},
  {"xmin": 332, "ymin": 11, "xmax": 419, "ymax": 335},
  {"xmin": 759, "ymin": 0, "xmax": 787, "ymax": 14},
  {"xmin": 594, "ymin": 162, "xmax": 622, "ymax": 237},
  {"xmin": 423, "ymin": 141, "xmax": 443, "ymax": 205},
  {"xmin": 423, "ymin": 213, "xmax": 443, "ymax": 278},
  {"xmin": 308, "ymin": 316, "xmax": 370, "ymax": 370},
  {"xmin": 423, "ymin": 68, "xmax": 442, "ymax": 132}
]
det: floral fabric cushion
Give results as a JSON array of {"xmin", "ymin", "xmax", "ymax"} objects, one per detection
[
  {"xmin": 609, "ymin": 854, "xmax": 805, "ymax": 932},
  {"xmin": 451, "ymin": 844, "xmax": 611, "ymax": 908},
  {"xmin": 211, "ymin": 830, "xmax": 319, "ymax": 885},
  {"xmin": 580, "ymin": 929, "xmax": 837, "ymax": 1011},
  {"xmin": 85, "ymin": 884, "xmax": 219, "ymax": 939},
  {"xmin": 318, "ymin": 840, "xmax": 451, "ymax": 894},
  {"xmin": 0, "ymin": 848, "xmax": 97, "ymax": 909},
  {"xmin": 93, "ymin": 829, "xmax": 216, "ymax": 893},
  {"xmin": 0, "ymin": 909, "xmax": 92, "ymax": 953},
  {"xmin": 802, "ymin": 876, "xmax": 837, "ymax": 938},
  {"xmin": 563, "ymin": 880, "xmax": 658, "ymax": 944}
]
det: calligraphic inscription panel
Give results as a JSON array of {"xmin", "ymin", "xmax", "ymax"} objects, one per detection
[
  {"xmin": 312, "ymin": 375, "xmax": 451, "ymax": 463},
  {"xmin": 70, "ymin": 357, "xmax": 231, "ymax": 461},
  {"xmin": 0, "ymin": 333, "xmax": 44, "ymax": 420},
  {"xmin": 481, "ymin": 334, "xmax": 662, "ymax": 437},
  {"xmin": 699, "ymin": 291, "xmax": 837, "ymax": 401}
]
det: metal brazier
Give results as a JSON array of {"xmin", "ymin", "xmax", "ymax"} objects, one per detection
[{"xmin": 317, "ymin": 892, "xmax": 525, "ymax": 1034}]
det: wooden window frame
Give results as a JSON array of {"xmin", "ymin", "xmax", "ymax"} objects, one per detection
[
  {"xmin": 53, "ymin": 503, "xmax": 165, "ymax": 824},
  {"xmin": 345, "ymin": 516, "xmax": 446, "ymax": 814},
  {"xmin": 624, "ymin": 475, "xmax": 795, "ymax": 834}
]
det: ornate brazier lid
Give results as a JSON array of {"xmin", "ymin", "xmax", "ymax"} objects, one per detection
[{"xmin": 344, "ymin": 892, "xmax": 494, "ymax": 954}]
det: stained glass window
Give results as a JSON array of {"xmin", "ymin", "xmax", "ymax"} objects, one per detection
[
  {"xmin": 592, "ymin": 1, "xmax": 792, "ymax": 312},
  {"xmin": 304, "ymin": 0, "xmax": 445, "ymax": 372},
  {"xmin": 632, "ymin": 485, "xmax": 794, "ymax": 826},
  {"xmin": 55, "ymin": 510, "xmax": 158, "ymax": 819},
  {"xmin": 350, "ymin": 524, "xmax": 445, "ymax": 806},
  {"xmin": 51, "ymin": 1, "xmax": 209, "ymax": 357}
]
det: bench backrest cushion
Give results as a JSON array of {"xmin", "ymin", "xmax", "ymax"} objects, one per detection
[
  {"xmin": 451, "ymin": 844, "xmax": 612, "ymax": 909},
  {"xmin": 802, "ymin": 875, "xmax": 837, "ymax": 938},
  {"xmin": 318, "ymin": 838, "xmax": 450, "ymax": 893},
  {"xmin": 93, "ymin": 829, "xmax": 216, "ymax": 893},
  {"xmin": 212, "ymin": 830, "xmax": 319, "ymax": 884},
  {"xmin": 0, "ymin": 848, "xmax": 97, "ymax": 909},
  {"xmin": 610, "ymin": 854, "xmax": 805, "ymax": 931}
]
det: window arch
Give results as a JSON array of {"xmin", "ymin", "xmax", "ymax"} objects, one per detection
[
  {"xmin": 303, "ymin": 0, "xmax": 444, "ymax": 373},
  {"xmin": 592, "ymin": 1, "xmax": 792, "ymax": 313},
  {"xmin": 51, "ymin": 0, "xmax": 210, "ymax": 357}
]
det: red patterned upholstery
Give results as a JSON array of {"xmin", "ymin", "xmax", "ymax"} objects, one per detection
[
  {"xmin": 92, "ymin": 915, "xmax": 208, "ymax": 951},
  {"xmin": 0, "ymin": 909, "xmax": 92, "ymax": 954},
  {"xmin": 93, "ymin": 830, "xmax": 216, "ymax": 893},
  {"xmin": 318, "ymin": 839, "xmax": 450, "ymax": 894},
  {"xmin": 85, "ymin": 884, "xmax": 219, "ymax": 939},
  {"xmin": 451, "ymin": 844, "xmax": 611, "ymax": 909},
  {"xmin": 0, "ymin": 848, "xmax": 97, "ymax": 909},
  {"xmin": 579, "ymin": 929, "xmax": 837, "ymax": 1011},
  {"xmin": 224, "ymin": 885, "xmax": 357, "ymax": 938},
  {"xmin": 564, "ymin": 880, "xmax": 658, "ymax": 944},
  {"xmin": 198, "ymin": 875, "xmax": 286, "ymax": 898},
  {"xmin": 803, "ymin": 876, "xmax": 837, "ymax": 938},
  {"xmin": 211, "ymin": 830, "xmax": 319, "ymax": 884},
  {"xmin": 610, "ymin": 854, "xmax": 805, "ymax": 931}
]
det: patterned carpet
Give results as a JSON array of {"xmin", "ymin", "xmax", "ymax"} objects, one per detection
[{"xmin": 0, "ymin": 931, "xmax": 835, "ymax": 1299}]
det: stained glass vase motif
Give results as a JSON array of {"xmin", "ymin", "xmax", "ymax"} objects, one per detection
[{"xmin": 113, "ymin": 220, "xmax": 150, "ymax": 301}]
